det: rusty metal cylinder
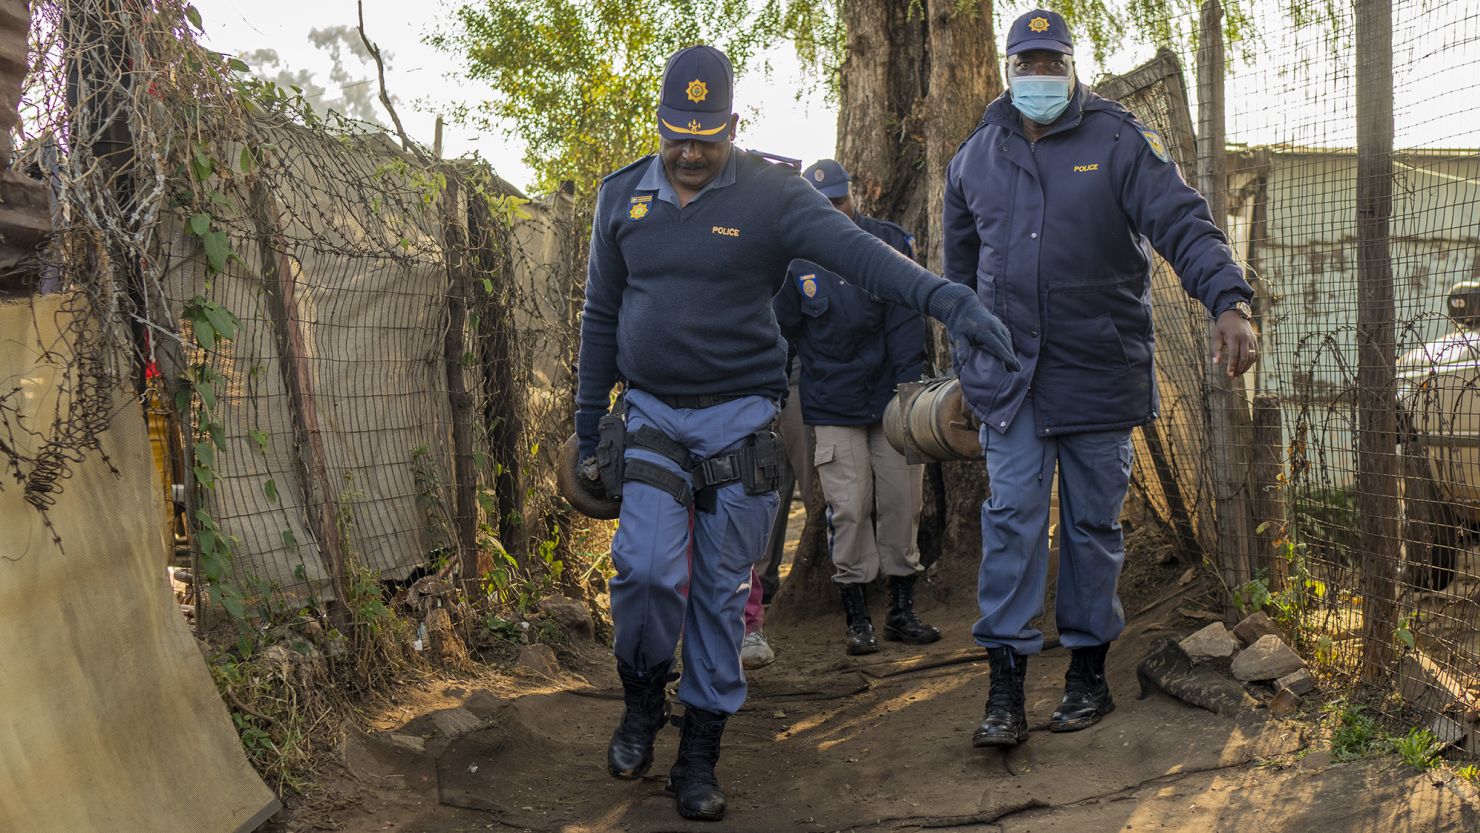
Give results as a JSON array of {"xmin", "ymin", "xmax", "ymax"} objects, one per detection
[{"xmin": 883, "ymin": 377, "xmax": 983, "ymax": 463}]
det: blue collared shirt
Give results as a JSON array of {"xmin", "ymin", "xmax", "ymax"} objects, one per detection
[{"xmin": 635, "ymin": 150, "xmax": 738, "ymax": 207}]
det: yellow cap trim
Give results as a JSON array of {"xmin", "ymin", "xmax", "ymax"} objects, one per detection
[{"xmin": 660, "ymin": 117, "xmax": 728, "ymax": 137}]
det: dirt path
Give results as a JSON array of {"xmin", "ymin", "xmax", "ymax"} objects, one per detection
[{"xmin": 269, "ymin": 528, "xmax": 1479, "ymax": 833}]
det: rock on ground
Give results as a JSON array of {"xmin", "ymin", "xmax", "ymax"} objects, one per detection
[
  {"xmin": 1179, "ymin": 622, "xmax": 1241, "ymax": 661},
  {"xmin": 1231, "ymin": 634, "xmax": 1306, "ymax": 682}
]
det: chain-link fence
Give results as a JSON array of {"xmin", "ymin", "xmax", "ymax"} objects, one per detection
[
  {"xmin": 1097, "ymin": 0, "xmax": 1480, "ymax": 751},
  {"xmin": 9, "ymin": 0, "xmax": 587, "ymax": 638}
]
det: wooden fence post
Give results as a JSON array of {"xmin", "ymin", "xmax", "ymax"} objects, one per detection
[
  {"xmin": 1251, "ymin": 394, "xmax": 1287, "ymax": 591},
  {"xmin": 1198, "ymin": 0, "xmax": 1256, "ymax": 622},
  {"xmin": 1355, "ymin": 0, "xmax": 1399, "ymax": 678},
  {"xmin": 441, "ymin": 174, "xmax": 481, "ymax": 594},
  {"xmin": 249, "ymin": 182, "xmax": 352, "ymax": 619}
]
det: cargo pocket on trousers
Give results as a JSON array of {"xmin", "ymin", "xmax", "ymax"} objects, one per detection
[{"xmin": 814, "ymin": 443, "xmax": 835, "ymax": 469}]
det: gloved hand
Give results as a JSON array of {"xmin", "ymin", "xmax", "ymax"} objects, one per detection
[
  {"xmin": 942, "ymin": 292, "xmax": 1020, "ymax": 372},
  {"xmin": 577, "ymin": 454, "xmax": 607, "ymax": 498}
]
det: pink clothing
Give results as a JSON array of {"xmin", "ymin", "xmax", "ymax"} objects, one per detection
[{"xmin": 743, "ymin": 567, "xmax": 765, "ymax": 634}]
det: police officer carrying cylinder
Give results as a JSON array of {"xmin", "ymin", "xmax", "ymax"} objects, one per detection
[
  {"xmin": 775, "ymin": 159, "xmax": 941, "ymax": 656},
  {"xmin": 577, "ymin": 45, "xmax": 1017, "ymax": 821},
  {"xmin": 942, "ymin": 10, "xmax": 1258, "ymax": 749}
]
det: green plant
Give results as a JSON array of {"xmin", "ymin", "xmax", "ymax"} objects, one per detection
[
  {"xmin": 1456, "ymin": 763, "xmax": 1480, "ymax": 784},
  {"xmin": 1392, "ymin": 728, "xmax": 1445, "ymax": 772},
  {"xmin": 480, "ymin": 614, "xmax": 524, "ymax": 642},
  {"xmin": 1326, "ymin": 701, "xmax": 1382, "ymax": 762}
]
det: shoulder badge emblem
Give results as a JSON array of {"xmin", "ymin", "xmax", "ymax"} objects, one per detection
[
  {"xmin": 686, "ymin": 79, "xmax": 709, "ymax": 103},
  {"xmin": 628, "ymin": 194, "xmax": 652, "ymax": 221},
  {"xmin": 799, "ymin": 274, "xmax": 818, "ymax": 298},
  {"xmin": 1141, "ymin": 128, "xmax": 1170, "ymax": 164},
  {"xmin": 1028, "ymin": 16, "xmax": 1050, "ymax": 33}
]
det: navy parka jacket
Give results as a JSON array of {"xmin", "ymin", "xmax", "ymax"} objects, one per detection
[
  {"xmin": 944, "ymin": 85, "xmax": 1253, "ymax": 437},
  {"xmin": 774, "ymin": 215, "xmax": 927, "ymax": 426}
]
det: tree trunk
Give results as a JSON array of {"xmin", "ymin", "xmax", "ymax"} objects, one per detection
[{"xmin": 771, "ymin": 0, "xmax": 998, "ymax": 620}]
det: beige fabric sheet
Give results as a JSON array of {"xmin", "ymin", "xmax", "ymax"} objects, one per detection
[{"xmin": 0, "ymin": 295, "xmax": 279, "ymax": 833}]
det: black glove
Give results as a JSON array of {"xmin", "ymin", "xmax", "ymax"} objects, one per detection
[
  {"xmin": 577, "ymin": 454, "xmax": 608, "ymax": 498},
  {"xmin": 944, "ymin": 296, "xmax": 1020, "ymax": 372}
]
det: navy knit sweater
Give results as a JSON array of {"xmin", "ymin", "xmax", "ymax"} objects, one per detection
[{"xmin": 576, "ymin": 150, "xmax": 973, "ymax": 440}]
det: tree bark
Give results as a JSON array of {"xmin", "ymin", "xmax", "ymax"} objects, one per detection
[{"xmin": 772, "ymin": 0, "xmax": 998, "ymax": 620}]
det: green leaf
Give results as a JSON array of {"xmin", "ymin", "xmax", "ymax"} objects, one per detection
[
  {"xmin": 193, "ymin": 440, "xmax": 215, "ymax": 470},
  {"xmin": 219, "ymin": 587, "xmax": 247, "ymax": 621},
  {"xmin": 193, "ymin": 465, "xmax": 215, "ymax": 489},
  {"xmin": 194, "ymin": 318, "xmax": 217, "ymax": 351},
  {"xmin": 202, "ymin": 553, "xmax": 225, "ymax": 582},
  {"xmin": 1396, "ymin": 627, "xmax": 1415, "ymax": 649},
  {"xmin": 281, "ymin": 529, "xmax": 298, "ymax": 551},
  {"xmin": 188, "ymin": 213, "xmax": 211, "ymax": 237},
  {"xmin": 239, "ymin": 146, "xmax": 255, "ymax": 174},
  {"xmin": 202, "ymin": 230, "xmax": 230, "ymax": 274},
  {"xmin": 197, "ymin": 528, "xmax": 217, "ymax": 556},
  {"xmin": 191, "ymin": 149, "xmax": 214, "ymax": 181},
  {"xmin": 250, "ymin": 429, "xmax": 269, "ymax": 453},
  {"xmin": 185, "ymin": 4, "xmax": 203, "ymax": 30},
  {"xmin": 227, "ymin": 57, "xmax": 249, "ymax": 73},
  {"xmin": 263, "ymin": 478, "xmax": 278, "ymax": 503},
  {"xmin": 196, "ymin": 380, "xmax": 216, "ymax": 412},
  {"xmin": 203, "ymin": 304, "xmax": 238, "ymax": 342}
]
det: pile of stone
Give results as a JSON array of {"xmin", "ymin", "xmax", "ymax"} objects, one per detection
[{"xmin": 1137, "ymin": 611, "xmax": 1313, "ymax": 718}]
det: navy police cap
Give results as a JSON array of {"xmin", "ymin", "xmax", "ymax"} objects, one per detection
[
  {"xmin": 658, "ymin": 45, "xmax": 734, "ymax": 143},
  {"xmin": 1005, "ymin": 9, "xmax": 1074, "ymax": 57},
  {"xmin": 803, "ymin": 159, "xmax": 851, "ymax": 199}
]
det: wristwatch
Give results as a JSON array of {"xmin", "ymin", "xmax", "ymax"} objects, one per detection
[{"xmin": 1227, "ymin": 300, "xmax": 1253, "ymax": 321}]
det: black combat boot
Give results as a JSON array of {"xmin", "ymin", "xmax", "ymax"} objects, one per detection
[
  {"xmin": 883, "ymin": 574, "xmax": 942, "ymax": 645},
  {"xmin": 607, "ymin": 660, "xmax": 672, "ymax": 779},
  {"xmin": 838, "ymin": 582, "xmax": 880, "ymax": 655},
  {"xmin": 972, "ymin": 647, "xmax": 1029, "ymax": 748},
  {"xmin": 1050, "ymin": 643, "xmax": 1115, "ymax": 732},
  {"xmin": 666, "ymin": 707, "xmax": 729, "ymax": 821}
]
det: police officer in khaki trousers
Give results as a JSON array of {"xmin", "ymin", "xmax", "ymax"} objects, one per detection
[{"xmin": 774, "ymin": 160, "xmax": 942, "ymax": 656}]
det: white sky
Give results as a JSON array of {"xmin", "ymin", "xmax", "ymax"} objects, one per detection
[
  {"xmin": 190, "ymin": 0, "xmax": 840, "ymax": 192},
  {"xmin": 192, "ymin": 0, "xmax": 1480, "ymax": 195}
]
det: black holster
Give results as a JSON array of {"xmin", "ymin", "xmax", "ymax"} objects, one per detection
[{"xmin": 596, "ymin": 400, "xmax": 628, "ymax": 499}]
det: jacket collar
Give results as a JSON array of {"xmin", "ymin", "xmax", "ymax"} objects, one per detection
[{"xmin": 637, "ymin": 149, "xmax": 738, "ymax": 207}]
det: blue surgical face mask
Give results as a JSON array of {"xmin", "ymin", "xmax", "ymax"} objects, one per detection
[{"xmin": 1008, "ymin": 74, "xmax": 1073, "ymax": 125}]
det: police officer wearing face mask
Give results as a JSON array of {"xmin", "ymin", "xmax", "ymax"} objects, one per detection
[
  {"xmin": 578, "ymin": 45, "xmax": 1018, "ymax": 822},
  {"xmin": 774, "ymin": 159, "xmax": 941, "ymax": 657},
  {"xmin": 942, "ymin": 10, "xmax": 1258, "ymax": 750}
]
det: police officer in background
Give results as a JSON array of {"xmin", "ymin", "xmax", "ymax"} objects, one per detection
[
  {"xmin": 942, "ymin": 10, "xmax": 1258, "ymax": 749},
  {"xmin": 577, "ymin": 45, "xmax": 1017, "ymax": 821},
  {"xmin": 775, "ymin": 159, "xmax": 941, "ymax": 657}
]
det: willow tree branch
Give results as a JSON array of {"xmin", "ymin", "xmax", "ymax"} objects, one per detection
[{"xmin": 357, "ymin": 1, "xmax": 414, "ymax": 153}]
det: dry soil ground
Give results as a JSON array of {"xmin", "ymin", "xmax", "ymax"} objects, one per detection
[{"xmin": 266, "ymin": 505, "xmax": 1480, "ymax": 833}]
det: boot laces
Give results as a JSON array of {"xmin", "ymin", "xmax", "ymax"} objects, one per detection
[
  {"xmin": 675, "ymin": 717, "xmax": 724, "ymax": 787},
  {"xmin": 987, "ymin": 671, "xmax": 1023, "ymax": 712},
  {"xmin": 618, "ymin": 678, "xmax": 667, "ymax": 736}
]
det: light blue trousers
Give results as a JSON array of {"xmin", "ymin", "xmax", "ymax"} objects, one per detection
[
  {"xmin": 609, "ymin": 390, "xmax": 780, "ymax": 715},
  {"xmin": 973, "ymin": 398, "xmax": 1133, "ymax": 655}
]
